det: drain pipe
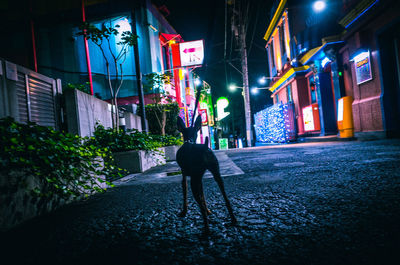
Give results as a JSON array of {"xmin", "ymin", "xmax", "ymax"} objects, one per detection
[{"xmin": 81, "ymin": 0, "xmax": 94, "ymax": 95}]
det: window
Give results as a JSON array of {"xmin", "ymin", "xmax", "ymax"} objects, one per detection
[
  {"xmin": 279, "ymin": 21, "xmax": 286, "ymax": 57},
  {"xmin": 270, "ymin": 38, "xmax": 275, "ymax": 68},
  {"xmin": 309, "ymin": 75, "xmax": 317, "ymax": 103},
  {"xmin": 275, "ymin": 94, "xmax": 279, "ymax": 104},
  {"xmin": 287, "ymin": 84, "xmax": 293, "ymax": 102}
]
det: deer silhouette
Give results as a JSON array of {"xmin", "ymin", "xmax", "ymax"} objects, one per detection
[{"xmin": 176, "ymin": 114, "xmax": 237, "ymax": 233}]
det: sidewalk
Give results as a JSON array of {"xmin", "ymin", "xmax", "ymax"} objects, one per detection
[{"xmin": 113, "ymin": 151, "xmax": 244, "ymax": 186}]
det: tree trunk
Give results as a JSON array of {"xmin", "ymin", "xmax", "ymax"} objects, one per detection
[
  {"xmin": 161, "ymin": 110, "xmax": 166, "ymax": 136},
  {"xmin": 114, "ymin": 95, "xmax": 119, "ymax": 129}
]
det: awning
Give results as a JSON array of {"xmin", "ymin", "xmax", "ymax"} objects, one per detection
[
  {"xmin": 159, "ymin": 33, "xmax": 182, "ymax": 46},
  {"xmin": 339, "ymin": 0, "xmax": 379, "ymax": 29},
  {"xmin": 269, "ymin": 66, "xmax": 310, "ymax": 93},
  {"xmin": 299, "ymin": 36, "xmax": 344, "ymax": 65}
]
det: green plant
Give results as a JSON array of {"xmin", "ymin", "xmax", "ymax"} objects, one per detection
[
  {"xmin": 87, "ymin": 123, "xmax": 165, "ymax": 153},
  {"xmin": 138, "ymin": 102, "xmax": 180, "ymax": 136},
  {"xmin": 0, "ymin": 117, "xmax": 120, "ymax": 199},
  {"xmin": 151, "ymin": 134, "xmax": 183, "ymax": 147},
  {"xmin": 63, "ymin": 82, "xmax": 91, "ymax": 94},
  {"xmin": 141, "ymin": 72, "xmax": 178, "ymax": 135}
]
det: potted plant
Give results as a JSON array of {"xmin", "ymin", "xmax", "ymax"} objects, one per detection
[{"xmin": 88, "ymin": 124, "xmax": 167, "ymax": 173}]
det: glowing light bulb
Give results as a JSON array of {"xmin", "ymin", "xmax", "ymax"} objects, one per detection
[{"xmin": 313, "ymin": 1, "xmax": 326, "ymax": 12}]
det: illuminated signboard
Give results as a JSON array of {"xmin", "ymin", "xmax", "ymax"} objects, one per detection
[
  {"xmin": 219, "ymin": 138, "xmax": 228, "ymax": 150},
  {"xmin": 303, "ymin": 105, "xmax": 315, "ymax": 131},
  {"xmin": 353, "ymin": 51, "xmax": 373, "ymax": 85},
  {"xmin": 179, "ymin": 40, "xmax": 204, "ymax": 67},
  {"xmin": 216, "ymin": 97, "xmax": 230, "ymax": 121},
  {"xmin": 199, "ymin": 109, "xmax": 208, "ymax": 126},
  {"xmin": 337, "ymin": 98, "xmax": 344, "ymax": 122}
]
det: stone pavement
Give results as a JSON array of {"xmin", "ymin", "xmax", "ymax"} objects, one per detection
[{"xmin": 1, "ymin": 139, "xmax": 400, "ymax": 265}]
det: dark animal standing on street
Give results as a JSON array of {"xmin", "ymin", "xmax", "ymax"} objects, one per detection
[{"xmin": 176, "ymin": 115, "xmax": 237, "ymax": 233}]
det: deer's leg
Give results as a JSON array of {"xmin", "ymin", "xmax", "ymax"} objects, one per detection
[
  {"xmin": 178, "ymin": 174, "xmax": 188, "ymax": 217},
  {"xmin": 190, "ymin": 176, "xmax": 210, "ymax": 232},
  {"xmin": 199, "ymin": 180, "xmax": 212, "ymax": 216},
  {"xmin": 210, "ymin": 166, "xmax": 237, "ymax": 224}
]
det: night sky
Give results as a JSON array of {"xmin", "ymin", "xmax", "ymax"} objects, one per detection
[{"xmin": 154, "ymin": 0, "xmax": 274, "ymax": 113}]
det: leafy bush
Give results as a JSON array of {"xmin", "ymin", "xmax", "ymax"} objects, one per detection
[
  {"xmin": 0, "ymin": 117, "xmax": 118, "ymax": 199},
  {"xmin": 87, "ymin": 124, "xmax": 166, "ymax": 153},
  {"xmin": 151, "ymin": 134, "xmax": 183, "ymax": 147},
  {"xmin": 63, "ymin": 82, "xmax": 91, "ymax": 94}
]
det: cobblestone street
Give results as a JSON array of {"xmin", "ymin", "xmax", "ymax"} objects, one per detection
[{"xmin": 1, "ymin": 139, "xmax": 400, "ymax": 265}]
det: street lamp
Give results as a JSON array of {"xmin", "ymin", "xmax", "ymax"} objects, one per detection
[
  {"xmin": 258, "ymin": 76, "xmax": 275, "ymax": 85},
  {"xmin": 251, "ymin": 87, "xmax": 259, "ymax": 95},
  {"xmin": 195, "ymin": 78, "xmax": 201, "ymax": 86},
  {"xmin": 229, "ymin": 84, "xmax": 239, "ymax": 92},
  {"xmin": 313, "ymin": 1, "xmax": 326, "ymax": 12},
  {"xmin": 251, "ymin": 86, "xmax": 271, "ymax": 95},
  {"xmin": 258, "ymin": 77, "xmax": 266, "ymax": 85}
]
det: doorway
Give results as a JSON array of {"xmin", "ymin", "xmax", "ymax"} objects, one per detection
[{"xmin": 378, "ymin": 21, "xmax": 400, "ymax": 138}]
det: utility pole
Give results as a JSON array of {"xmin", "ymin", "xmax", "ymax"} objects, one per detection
[
  {"xmin": 131, "ymin": 8, "xmax": 148, "ymax": 133},
  {"xmin": 228, "ymin": 0, "xmax": 252, "ymax": 146},
  {"xmin": 239, "ymin": 20, "xmax": 252, "ymax": 147}
]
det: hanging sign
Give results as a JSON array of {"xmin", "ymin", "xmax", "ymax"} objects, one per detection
[
  {"xmin": 199, "ymin": 109, "xmax": 208, "ymax": 126},
  {"xmin": 353, "ymin": 51, "xmax": 373, "ymax": 85},
  {"xmin": 179, "ymin": 40, "xmax": 204, "ymax": 67}
]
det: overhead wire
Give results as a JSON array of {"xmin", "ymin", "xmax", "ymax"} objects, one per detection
[
  {"xmin": 224, "ymin": 0, "xmax": 228, "ymax": 87},
  {"xmin": 247, "ymin": 0, "xmax": 262, "ymax": 56}
]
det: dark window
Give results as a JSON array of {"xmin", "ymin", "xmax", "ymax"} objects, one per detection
[
  {"xmin": 275, "ymin": 93, "xmax": 279, "ymax": 104},
  {"xmin": 287, "ymin": 84, "xmax": 293, "ymax": 102},
  {"xmin": 270, "ymin": 38, "xmax": 275, "ymax": 68},
  {"xmin": 309, "ymin": 75, "xmax": 317, "ymax": 103},
  {"xmin": 279, "ymin": 22, "xmax": 286, "ymax": 57}
]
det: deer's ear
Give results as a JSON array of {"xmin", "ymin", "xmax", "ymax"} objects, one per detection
[
  {"xmin": 194, "ymin": 115, "xmax": 202, "ymax": 132},
  {"xmin": 177, "ymin": 116, "xmax": 186, "ymax": 132}
]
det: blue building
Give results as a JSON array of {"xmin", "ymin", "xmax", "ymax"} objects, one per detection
[{"xmin": 0, "ymin": 0, "xmax": 198, "ymax": 109}]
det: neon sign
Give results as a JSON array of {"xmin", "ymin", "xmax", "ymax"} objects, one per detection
[{"xmin": 216, "ymin": 97, "xmax": 230, "ymax": 121}]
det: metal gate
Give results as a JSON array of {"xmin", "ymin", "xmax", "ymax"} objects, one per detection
[{"xmin": 1, "ymin": 59, "xmax": 62, "ymax": 129}]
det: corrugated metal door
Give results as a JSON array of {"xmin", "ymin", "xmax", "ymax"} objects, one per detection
[
  {"xmin": 16, "ymin": 72, "xmax": 29, "ymax": 124},
  {"xmin": 14, "ymin": 64, "xmax": 59, "ymax": 128},
  {"xmin": 28, "ymin": 75, "xmax": 56, "ymax": 127}
]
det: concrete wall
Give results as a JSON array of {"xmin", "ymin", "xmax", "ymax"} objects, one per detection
[
  {"xmin": 124, "ymin": 111, "xmax": 142, "ymax": 132},
  {"xmin": 0, "ymin": 167, "xmax": 107, "ymax": 232},
  {"xmin": 113, "ymin": 148, "xmax": 166, "ymax": 173},
  {"xmin": 64, "ymin": 89, "xmax": 144, "ymax": 137}
]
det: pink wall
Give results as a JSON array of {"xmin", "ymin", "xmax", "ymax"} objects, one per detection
[{"xmin": 338, "ymin": 6, "xmax": 400, "ymax": 133}]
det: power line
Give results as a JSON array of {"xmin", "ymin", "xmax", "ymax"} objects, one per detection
[{"xmin": 247, "ymin": 0, "xmax": 262, "ymax": 56}]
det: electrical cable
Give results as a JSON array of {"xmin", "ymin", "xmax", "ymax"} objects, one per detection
[{"xmin": 247, "ymin": 0, "xmax": 261, "ymax": 56}]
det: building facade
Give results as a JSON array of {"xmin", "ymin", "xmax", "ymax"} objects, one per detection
[
  {"xmin": 263, "ymin": 0, "xmax": 400, "ymax": 139},
  {"xmin": 338, "ymin": 0, "xmax": 400, "ymax": 138},
  {"xmin": 0, "ymin": 0, "xmax": 201, "ymax": 122}
]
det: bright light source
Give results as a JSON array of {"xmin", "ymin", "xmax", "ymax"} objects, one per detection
[
  {"xmin": 321, "ymin": 57, "xmax": 331, "ymax": 68},
  {"xmin": 258, "ymin": 77, "xmax": 266, "ymax": 85},
  {"xmin": 182, "ymin": 69, "xmax": 187, "ymax": 74},
  {"xmin": 251, "ymin": 87, "xmax": 259, "ymax": 95},
  {"xmin": 195, "ymin": 78, "xmax": 201, "ymax": 86},
  {"xmin": 116, "ymin": 18, "xmax": 132, "ymax": 32},
  {"xmin": 228, "ymin": 84, "xmax": 237, "ymax": 91},
  {"xmin": 313, "ymin": 1, "xmax": 326, "ymax": 12},
  {"xmin": 351, "ymin": 51, "xmax": 370, "ymax": 62}
]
